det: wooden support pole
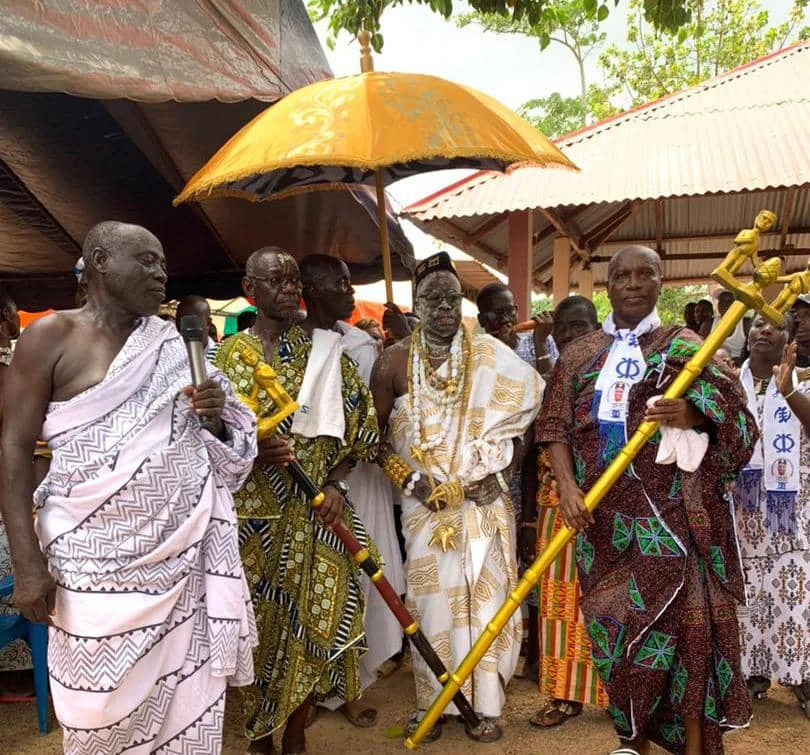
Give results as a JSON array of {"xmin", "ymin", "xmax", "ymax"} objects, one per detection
[
  {"xmin": 508, "ymin": 210, "xmax": 533, "ymax": 320},
  {"xmin": 552, "ymin": 235, "xmax": 571, "ymax": 305},
  {"xmin": 780, "ymin": 187, "xmax": 796, "ymax": 250},
  {"xmin": 577, "ymin": 266, "xmax": 594, "ymax": 299}
]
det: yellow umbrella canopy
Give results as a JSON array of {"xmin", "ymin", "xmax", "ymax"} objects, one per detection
[
  {"xmin": 175, "ymin": 70, "xmax": 574, "ymax": 204},
  {"xmin": 175, "ymin": 46, "xmax": 576, "ymax": 300}
]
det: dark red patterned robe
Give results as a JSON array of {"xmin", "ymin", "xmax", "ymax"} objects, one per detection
[{"xmin": 538, "ymin": 326, "xmax": 757, "ymax": 754}]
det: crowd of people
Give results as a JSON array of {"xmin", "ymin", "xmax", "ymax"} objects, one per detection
[{"xmin": 0, "ymin": 223, "xmax": 808, "ymax": 755}]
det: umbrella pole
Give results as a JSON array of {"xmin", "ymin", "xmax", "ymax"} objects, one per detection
[{"xmin": 374, "ymin": 170, "xmax": 395, "ymax": 303}]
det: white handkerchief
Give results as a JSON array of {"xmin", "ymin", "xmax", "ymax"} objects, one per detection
[{"xmin": 647, "ymin": 396, "xmax": 709, "ymax": 472}]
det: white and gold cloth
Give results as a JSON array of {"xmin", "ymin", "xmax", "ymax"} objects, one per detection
[{"xmin": 388, "ymin": 332, "xmax": 542, "ymax": 717}]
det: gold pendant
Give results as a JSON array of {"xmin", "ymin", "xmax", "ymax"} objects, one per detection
[
  {"xmin": 446, "ymin": 378, "xmax": 457, "ymax": 395},
  {"xmin": 410, "ymin": 445, "xmax": 426, "ymax": 465},
  {"xmin": 428, "ymin": 524, "xmax": 457, "ymax": 553}
]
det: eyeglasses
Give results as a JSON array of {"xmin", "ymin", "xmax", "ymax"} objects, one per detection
[
  {"xmin": 417, "ymin": 292, "xmax": 463, "ymax": 306},
  {"xmin": 248, "ymin": 275, "xmax": 302, "ymax": 290}
]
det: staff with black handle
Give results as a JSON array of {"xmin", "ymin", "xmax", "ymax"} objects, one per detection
[{"xmin": 233, "ymin": 342, "xmax": 485, "ymax": 737}]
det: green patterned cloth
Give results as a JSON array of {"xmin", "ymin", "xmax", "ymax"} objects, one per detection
[
  {"xmin": 216, "ymin": 327, "xmax": 379, "ymax": 741},
  {"xmin": 539, "ymin": 325, "xmax": 758, "ymax": 754}
]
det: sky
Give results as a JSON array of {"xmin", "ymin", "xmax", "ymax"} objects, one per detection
[{"xmin": 311, "ymin": 0, "xmax": 797, "ymax": 307}]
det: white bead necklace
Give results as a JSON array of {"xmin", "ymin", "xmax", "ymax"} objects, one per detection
[{"xmin": 409, "ymin": 328, "xmax": 466, "ymax": 460}]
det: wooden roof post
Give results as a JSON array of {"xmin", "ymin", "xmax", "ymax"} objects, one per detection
[
  {"xmin": 508, "ymin": 209, "xmax": 533, "ymax": 320},
  {"xmin": 578, "ymin": 264, "xmax": 594, "ymax": 299},
  {"xmin": 552, "ymin": 235, "xmax": 571, "ymax": 304}
]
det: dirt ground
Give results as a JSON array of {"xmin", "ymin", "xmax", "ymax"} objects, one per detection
[{"xmin": 2, "ymin": 657, "xmax": 809, "ymax": 754}]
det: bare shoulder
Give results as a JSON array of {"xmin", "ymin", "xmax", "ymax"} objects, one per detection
[
  {"xmin": 374, "ymin": 338, "xmax": 410, "ymax": 375},
  {"xmin": 13, "ymin": 310, "xmax": 80, "ymax": 358}
]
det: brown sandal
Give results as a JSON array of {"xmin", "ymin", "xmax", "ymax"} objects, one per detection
[
  {"xmin": 340, "ymin": 700, "xmax": 378, "ymax": 728},
  {"xmin": 529, "ymin": 699, "xmax": 583, "ymax": 728}
]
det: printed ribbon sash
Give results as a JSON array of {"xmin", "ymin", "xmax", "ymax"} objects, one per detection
[
  {"xmin": 594, "ymin": 309, "xmax": 661, "ymax": 466},
  {"xmin": 739, "ymin": 360, "xmax": 800, "ymax": 535}
]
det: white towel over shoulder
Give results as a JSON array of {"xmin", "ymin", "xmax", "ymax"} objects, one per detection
[{"xmin": 291, "ymin": 328, "xmax": 346, "ymax": 441}]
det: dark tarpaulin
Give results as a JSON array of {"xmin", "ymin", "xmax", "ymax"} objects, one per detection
[{"xmin": 0, "ymin": 1, "xmax": 413, "ymax": 311}]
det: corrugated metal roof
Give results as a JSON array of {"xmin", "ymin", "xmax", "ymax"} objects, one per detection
[
  {"xmin": 405, "ymin": 44, "xmax": 810, "ymax": 218},
  {"xmin": 401, "ymin": 43, "xmax": 810, "ymax": 290},
  {"xmin": 454, "ymin": 259, "xmax": 503, "ymax": 299}
]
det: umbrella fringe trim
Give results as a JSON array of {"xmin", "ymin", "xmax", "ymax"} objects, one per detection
[{"xmin": 173, "ymin": 151, "xmax": 574, "ymax": 205}]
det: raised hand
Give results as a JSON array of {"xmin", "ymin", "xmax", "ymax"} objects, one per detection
[{"xmin": 773, "ymin": 342, "xmax": 798, "ymax": 396}]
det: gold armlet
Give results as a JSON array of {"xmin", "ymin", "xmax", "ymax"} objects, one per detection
[{"xmin": 382, "ymin": 453, "xmax": 413, "ymax": 489}]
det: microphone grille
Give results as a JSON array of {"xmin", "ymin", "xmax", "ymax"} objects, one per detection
[{"xmin": 180, "ymin": 315, "xmax": 204, "ymax": 342}]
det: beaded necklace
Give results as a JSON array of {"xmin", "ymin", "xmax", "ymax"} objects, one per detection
[{"xmin": 407, "ymin": 325, "xmax": 472, "ymax": 472}]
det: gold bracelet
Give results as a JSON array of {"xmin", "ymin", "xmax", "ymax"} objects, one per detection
[
  {"xmin": 783, "ymin": 387, "xmax": 798, "ymax": 400},
  {"xmin": 382, "ymin": 453, "xmax": 413, "ymax": 488},
  {"xmin": 427, "ymin": 479, "xmax": 465, "ymax": 510}
]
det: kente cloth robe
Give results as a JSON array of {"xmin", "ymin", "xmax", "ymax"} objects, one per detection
[
  {"xmin": 215, "ymin": 326, "xmax": 379, "ymax": 740},
  {"xmin": 388, "ymin": 332, "xmax": 543, "ymax": 717}
]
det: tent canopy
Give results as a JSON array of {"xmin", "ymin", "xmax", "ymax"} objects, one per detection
[{"xmin": 0, "ymin": 1, "xmax": 413, "ymax": 310}]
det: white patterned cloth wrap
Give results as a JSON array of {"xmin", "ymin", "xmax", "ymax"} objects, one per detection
[
  {"xmin": 389, "ymin": 333, "xmax": 543, "ymax": 717},
  {"xmin": 35, "ymin": 316, "xmax": 258, "ymax": 755}
]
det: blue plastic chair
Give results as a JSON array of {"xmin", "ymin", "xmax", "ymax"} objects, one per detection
[{"xmin": 0, "ymin": 574, "xmax": 49, "ymax": 734}]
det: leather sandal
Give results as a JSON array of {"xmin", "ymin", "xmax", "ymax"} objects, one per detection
[
  {"xmin": 746, "ymin": 675, "xmax": 770, "ymax": 700},
  {"xmin": 791, "ymin": 681, "xmax": 810, "ymax": 719},
  {"xmin": 405, "ymin": 712, "xmax": 443, "ymax": 744},
  {"xmin": 529, "ymin": 699, "xmax": 583, "ymax": 728}
]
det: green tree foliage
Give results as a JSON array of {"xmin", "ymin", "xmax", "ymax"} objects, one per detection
[
  {"xmin": 308, "ymin": 0, "xmax": 700, "ymax": 53},
  {"xmin": 501, "ymin": 0, "xmax": 807, "ymax": 140},
  {"xmin": 517, "ymin": 86, "xmax": 618, "ymax": 138},
  {"xmin": 601, "ymin": 0, "xmax": 810, "ymax": 104},
  {"xmin": 456, "ymin": 2, "xmax": 607, "ymax": 105}
]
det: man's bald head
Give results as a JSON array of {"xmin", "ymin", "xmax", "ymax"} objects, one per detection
[
  {"xmin": 299, "ymin": 254, "xmax": 354, "ymax": 323},
  {"xmin": 175, "ymin": 295, "xmax": 210, "ymax": 326},
  {"xmin": 175, "ymin": 296, "xmax": 212, "ymax": 347},
  {"xmin": 299, "ymin": 254, "xmax": 346, "ymax": 287},
  {"xmin": 606, "ymin": 245, "xmax": 663, "ymax": 329},
  {"xmin": 245, "ymin": 246, "xmax": 296, "ymax": 278},
  {"xmin": 82, "ymin": 221, "xmax": 160, "ymax": 274},
  {"xmin": 243, "ymin": 246, "xmax": 301, "ymax": 322},
  {"xmin": 80, "ymin": 220, "xmax": 167, "ymax": 316},
  {"xmin": 607, "ymin": 245, "xmax": 662, "ymax": 281}
]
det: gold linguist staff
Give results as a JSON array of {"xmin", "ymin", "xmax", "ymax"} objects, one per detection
[{"xmin": 407, "ymin": 213, "xmax": 810, "ymax": 755}]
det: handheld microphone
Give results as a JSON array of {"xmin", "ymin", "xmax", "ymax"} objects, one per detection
[{"xmin": 180, "ymin": 315, "xmax": 216, "ymax": 434}]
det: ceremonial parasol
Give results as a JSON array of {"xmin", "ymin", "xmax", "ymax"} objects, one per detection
[{"xmin": 175, "ymin": 32, "xmax": 576, "ymax": 300}]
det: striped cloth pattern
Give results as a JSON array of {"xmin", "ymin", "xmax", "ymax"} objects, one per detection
[{"xmin": 536, "ymin": 449, "xmax": 608, "ymax": 706}]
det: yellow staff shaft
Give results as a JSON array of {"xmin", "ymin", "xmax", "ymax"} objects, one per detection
[{"xmin": 405, "ymin": 301, "xmax": 748, "ymax": 749}]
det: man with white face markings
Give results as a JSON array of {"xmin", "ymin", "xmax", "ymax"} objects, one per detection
[{"xmin": 371, "ymin": 252, "xmax": 543, "ymax": 743}]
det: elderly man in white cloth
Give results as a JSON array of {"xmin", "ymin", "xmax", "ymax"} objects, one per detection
[
  {"xmin": 371, "ymin": 252, "xmax": 543, "ymax": 743},
  {"xmin": 0, "ymin": 221, "xmax": 257, "ymax": 755}
]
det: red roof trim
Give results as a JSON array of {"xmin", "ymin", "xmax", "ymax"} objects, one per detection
[{"xmin": 402, "ymin": 170, "xmax": 492, "ymax": 212}]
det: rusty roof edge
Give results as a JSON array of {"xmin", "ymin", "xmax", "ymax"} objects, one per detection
[
  {"xmin": 403, "ymin": 183, "xmax": 810, "ymax": 222},
  {"xmin": 401, "ymin": 42, "xmax": 809, "ymax": 220}
]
